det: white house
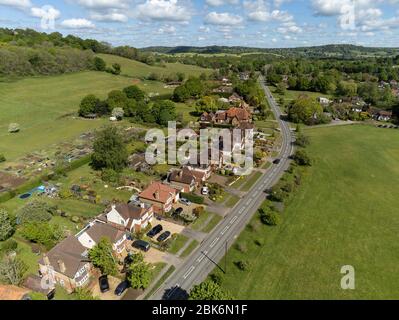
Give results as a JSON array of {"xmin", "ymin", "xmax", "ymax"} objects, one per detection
[{"xmin": 106, "ymin": 203, "xmax": 154, "ymax": 233}]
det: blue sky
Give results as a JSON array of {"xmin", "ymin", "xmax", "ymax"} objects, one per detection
[{"xmin": 1, "ymin": 0, "xmax": 399, "ymax": 48}]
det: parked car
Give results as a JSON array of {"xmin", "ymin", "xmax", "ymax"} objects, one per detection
[
  {"xmin": 273, "ymin": 158, "xmax": 281, "ymax": 164},
  {"xmin": 132, "ymin": 240, "xmax": 150, "ymax": 252},
  {"xmin": 114, "ymin": 280, "xmax": 129, "ymax": 296},
  {"xmin": 99, "ymin": 275, "xmax": 110, "ymax": 293},
  {"xmin": 201, "ymin": 187, "xmax": 209, "ymax": 195},
  {"xmin": 179, "ymin": 198, "xmax": 192, "ymax": 206},
  {"xmin": 173, "ymin": 207, "xmax": 183, "ymax": 215},
  {"xmin": 147, "ymin": 224, "xmax": 163, "ymax": 238},
  {"xmin": 157, "ymin": 231, "xmax": 171, "ymax": 242}
]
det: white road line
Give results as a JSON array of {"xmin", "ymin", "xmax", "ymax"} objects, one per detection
[
  {"xmin": 166, "ymin": 284, "xmax": 180, "ymax": 297},
  {"xmin": 221, "ymin": 226, "xmax": 229, "ymax": 235},
  {"xmin": 197, "ymin": 251, "xmax": 208, "ymax": 262},
  {"xmin": 239, "ymin": 207, "xmax": 245, "ymax": 213},
  {"xmin": 230, "ymin": 216, "xmax": 238, "ymax": 224},
  {"xmin": 183, "ymin": 266, "xmax": 195, "ymax": 279},
  {"xmin": 210, "ymin": 237, "xmax": 219, "ymax": 248}
]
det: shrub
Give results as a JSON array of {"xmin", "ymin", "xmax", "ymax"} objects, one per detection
[
  {"xmin": 16, "ymin": 200, "xmax": 56, "ymax": 224},
  {"xmin": 236, "ymin": 243, "xmax": 247, "ymax": 253},
  {"xmin": 209, "ymin": 273, "xmax": 223, "ymax": 286},
  {"xmin": 260, "ymin": 211, "xmax": 281, "ymax": 226},
  {"xmin": 20, "ymin": 222, "xmax": 63, "ymax": 249},
  {"xmin": 192, "ymin": 206, "xmax": 204, "ymax": 217},
  {"xmin": 101, "ymin": 168, "xmax": 120, "ymax": 184},
  {"xmin": 1, "ymin": 239, "xmax": 18, "ymax": 253},
  {"xmin": 292, "ymin": 150, "xmax": 312, "ymax": 166},
  {"xmin": 181, "ymin": 192, "xmax": 204, "ymax": 205},
  {"xmin": 0, "ymin": 154, "xmax": 5, "ymax": 162},
  {"xmin": 254, "ymin": 239, "xmax": 263, "ymax": 247},
  {"xmin": 235, "ymin": 260, "xmax": 249, "ymax": 271}
]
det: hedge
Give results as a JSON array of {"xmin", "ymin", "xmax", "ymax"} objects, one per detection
[{"xmin": 181, "ymin": 192, "xmax": 204, "ymax": 204}]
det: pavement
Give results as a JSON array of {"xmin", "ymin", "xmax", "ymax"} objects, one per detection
[{"xmin": 149, "ymin": 76, "xmax": 295, "ymax": 300}]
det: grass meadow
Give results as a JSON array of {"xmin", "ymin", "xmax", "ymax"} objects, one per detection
[{"xmin": 214, "ymin": 125, "xmax": 399, "ymax": 299}]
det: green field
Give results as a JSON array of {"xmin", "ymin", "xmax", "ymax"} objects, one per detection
[
  {"xmin": 215, "ymin": 125, "xmax": 399, "ymax": 299},
  {"xmin": 98, "ymin": 54, "xmax": 212, "ymax": 80}
]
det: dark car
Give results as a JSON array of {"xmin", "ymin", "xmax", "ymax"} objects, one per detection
[
  {"xmin": 147, "ymin": 224, "xmax": 163, "ymax": 238},
  {"xmin": 99, "ymin": 275, "xmax": 110, "ymax": 293},
  {"xmin": 132, "ymin": 239, "xmax": 150, "ymax": 252},
  {"xmin": 273, "ymin": 158, "xmax": 281, "ymax": 164},
  {"xmin": 173, "ymin": 207, "xmax": 183, "ymax": 215},
  {"xmin": 157, "ymin": 231, "xmax": 171, "ymax": 242},
  {"xmin": 114, "ymin": 280, "xmax": 129, "ymax": 296}
]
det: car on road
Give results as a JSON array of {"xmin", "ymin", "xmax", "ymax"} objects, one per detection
[
  {"xmin": 273, "ymin": 158, "xmax": 281, "ymax": 164},
  {"xmin": 99, "ymin": 275, "xmax": 110, "ymax": 293},
  {"xmin": 157, "ymin": 231, "xmax": 171, "ymax": 242},
  {"xmin": 132, "ymin": 240, "xmax": 150, "ymax": 252},
  {"xmin": 114, "ymin": 280, "xmax": 129, "ymax": 296},
  {"xmin": 179, "ymin": 198, "xmax": 192, "ymax": 206},
  {"xmin": 201, "ymin": 186, "xmax": 209, "ymax": 195},
  {"xmin": 147, "ymin": 224, "xmax": 163, "ymax": 238}
]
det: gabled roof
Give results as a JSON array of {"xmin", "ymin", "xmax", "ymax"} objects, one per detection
[
  {"xmin": 112, "ymin": 203, "xmax": 151, "ymax": 221},
  {"xmin": 226, "ymin": 107, "xmax": 251, "ymax": 121},
  {"xmin": 84, "ymin": 221, "xmax": 125, "ymax": 244},
  {"xmin": 139, "ymin": 182, "xmax": 177, "ymax": 204},
  {"xmin": 39, "ymin": 235, "xmax": 88, "ymax": 279}
]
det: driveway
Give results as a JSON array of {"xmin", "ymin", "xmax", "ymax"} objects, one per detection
[{"xmin": 91, "ymin": 275, "xmax": 124, "ymax": 300}]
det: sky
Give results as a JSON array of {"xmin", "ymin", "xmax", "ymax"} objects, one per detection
[{"xmin": 1, "ymin": 0, "xmax": 399, "ymax": 48}]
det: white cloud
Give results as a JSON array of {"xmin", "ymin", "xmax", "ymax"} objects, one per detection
[
  {"xmin": 205, "ymin": 0, "xmax": 239, "ymax": 6},
  {"xmin": 60, "ymin": 18, "xmax": 96, "ymax": 29},
  {"xmin": 73, "ymin": 0, "xmax": 129, "ymax": 9},
  {"xmin": 30, "ymin": 6, "xmax": 61, "ymax": 20},
  {"xmin": 0, "ymin": 0, "xmax": 31, "ymax": 9},
  {"xmin": 90, "ymin": 10, "xmax": 128, "ymax": 22},
  {"xmin": 157, "ymin": 25, "xmax": 176, "ymax": 34},
  {"xmin": 244, "ymin": 0, "xmax": 293, "ymax": 22},
  {"xmin": 136, "ymin": 0, "xmax": 191, "ymax": 21},
  {"xmin": 72, "ymin": 0, "xmax": 130, "ymax": 23},
  {"xmin": 205, "ymin": 12, "xmax": 243, "ymax": 25}
]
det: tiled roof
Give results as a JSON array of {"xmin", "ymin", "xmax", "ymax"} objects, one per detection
[{"xmin": 139, "ymin": 182, "xmax": 177, "ymax": 204}]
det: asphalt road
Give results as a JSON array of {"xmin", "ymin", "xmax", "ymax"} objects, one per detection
[{"xmin": 150, "ymin": 77, "xmax": 295, "ymax": 300}]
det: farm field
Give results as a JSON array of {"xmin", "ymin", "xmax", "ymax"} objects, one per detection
[
  {"xmin": 268, "ymin": 85, "xmax": 333, "ymax": 106},
  {"xmin": 213, "ymin": 125, "xmax": 399, "ymax": 299}
]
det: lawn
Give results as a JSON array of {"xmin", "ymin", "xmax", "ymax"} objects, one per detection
[
  {"xmin": 202, "ymin": 214, "xmax": 223, "ymax": 233},
  {"xmin": 213, "ymin": 125, "xmax": 399, "ymax": 299},
  {"xmin": 225, "ymin": 195, "xmax": 240, "ymax": 208},
  {"xmin": 190, "ymin": 210, "xmax": 213, "ymax": 231},
  {"xmin": 168, "ymin": 234, "xmax": 189, "ymax": 255},
  {"xmin": 180, "ymin": 239, "xmax": 199, "ymax": 258}
]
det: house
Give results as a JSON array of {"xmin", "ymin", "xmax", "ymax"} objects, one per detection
[
  {"xmin": 228, "ymin": 93, "xmax": 243, "ymax": 104},
  {"xmin": 239, "ymin": 72, "xmax": 250, "ymax": 81},
  {"xmin": 77, "ymin": 220, "xmax": 127, "ymax": 255},
  {"xmin": 105, "ymin": 202, "xmax": 154, "ymax": 233},
  {"xmin": 200, "ymin": 112, "xmax": 215, "ymax": 123},
  {"xmin": 139, "ymin": 182, "xmax": 179, "ymax": 214},
  {"xmin": 212, "ymin": 86, "xmax": 233, "ymax": 94},
  {"xmin": 0, "ymin": 285, "xmax": 31, "ymax": 300},
  {"xmin": 38, "ymin": 236, "xmax": 92, "ymax": 293},
  {"xmin": 377, "ymin": 110, "xmax": 393, "ymax": 121},
  {"xmin": 168, "ymin": 168, "xmax": 197, "ymax": 192}
]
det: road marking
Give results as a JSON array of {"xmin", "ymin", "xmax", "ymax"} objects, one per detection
[
  {"xmin": 210, "ymin": 237, "xmax": 219, "ymax": 248},
  {"xmin": 197, "ymin": 251, "xmax": 208, "ymax": 262},
  {"xmin": 221, "ymin": 226, "xmax": 229, "ymax": 235},
  {"xmin": 230, "ymin": 216, "xmax": 238, "ymax": 224},
  {"xmin": 238, "ymin": 207, "xmax": 245, "ymax": 213},
  {"xmin": 183, "ymin": 266, "xmax": 195, "ymax": 279}
]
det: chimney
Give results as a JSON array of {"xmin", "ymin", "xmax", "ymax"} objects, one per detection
[
  {"xmin": 140, "ymin": 202, "xmax": 145, "ymax": 208},
  {"xmin": 43, "ymin": 254, "xmax": 50, "ymax": 266},
  {"xmin": 153, "ymin": 191, "xmax": 159, "ymax": 200},
  {"xmin": 57, "ymin": 260, "xmax": 66, "ymax": 274}
]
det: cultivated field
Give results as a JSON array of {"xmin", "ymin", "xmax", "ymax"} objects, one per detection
[{"xmin": 215, "ymin": 125, "xmax": 399, "ymax": 299}]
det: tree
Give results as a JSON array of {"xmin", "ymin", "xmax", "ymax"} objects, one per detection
[
  {"xmin": 93, "ymin": 57, "xmax": 106, "ymax": 71},
  {"xmin": 0, "ymin": 154, "xmax": 5, "ymax": 162},
  {"xmin": 123, "ymin": 85, "xmax": 146, "ymax": 101},
  {"xmin": 0, "ymin": 256, "xmax": 27, "ymax": 285},
  {"xmin": 189, "ymin": 281, "xmax": 232, "ymax": 300},
  {"xmin": 111, "ymin": 107, "xmax": 124, "ymax": 120},
  {"xmin": 275, "ymin": 82, "xmax": 286, "ymax": 95},
  {"xmin": 260, "ymin": 210, "xmax": 281, "ymax": 226},
  {"xmin": 151, "ymin": 100, "xmax": 176, "ymax": 126},
  {"xmin": 88, "ymin": 237, "xmax": 117, "ymax": 275},
  {"xmin": 8, "ymin": 123, "xmax": 20, "ymax": 133},
  {"xmin": 79, "ymin": 94, "xmax": 99, "ymax": 117},
  {"xmin": 107, "ymin": 90, "xmax": 128, "ymax": 112},
  {"xmin": 16, "ymin": 200, "xmax": 55, "ymax": 224},
  {"xmin": 295, "ymin": 132, "xmax": 310, "ymax": 147},
  {"xmin": 75, "ymin": 287, "xmax": 98, "ymax": 300},
  {"xmin": 127, "ymin": 258, "xmax": 151, "ymax": 289},
  {"xmin": 111, "ymin": 63, "xmax": 121, "ymax": 75},
  {"xmin": 288, "ymin": 95, "xmax": 323, "ymax": 125},
  {"xmin": 292, "ymin": 149, "xmax": 312, "ymax": 166},
  {"xmin": 20, "ymin": 222, "xmax": 63, "ymax": 249},
  {"xmin": 0, "ymin": 209, "xmax": 14, "ymax": 241},
  {"xmin": 91, "ymin": 126, "xmax": 128, "ymax": 171}
]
